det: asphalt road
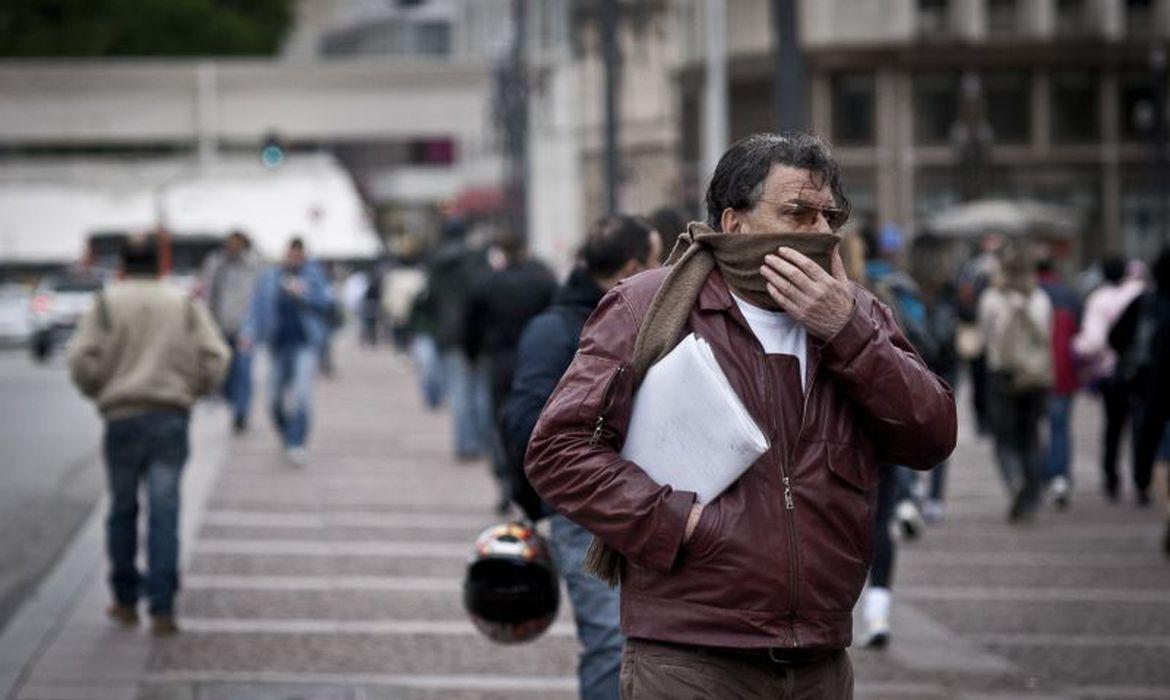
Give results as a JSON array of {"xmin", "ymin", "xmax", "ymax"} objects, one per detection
[{"xmin": 0, "ymin": 347, "xmax": 103, "ymax": 629}]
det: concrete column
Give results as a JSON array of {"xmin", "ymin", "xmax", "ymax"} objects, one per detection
[
  {"xmin": 875, "ymin": 67, "xmax": 901, "ymax": 227},
  {"xmin": 703, "ymin": 0, "xmax": 729, "ymax": 182},
  {"xmin": 951, "ymin": 0, "xmax": 987, "ymax": 41},
  {"xmin": 1023, "ymin": 0, "xmax": 1055, "ymax": 39},
  {"xmin": 1101, "ymin": 69, "xmax": 1122, "ymax": 255},
  {"xmin": 810, "ymin": 72, "xmax": 832, "ymax": 139},
  {"xmin": 1033, "ymin": 68, "xmax": 1051, "ymax": 155},
  {"xmin": 895, "ymin": 71, "xmax": 917, "ymax": 231},
  {"xmin": 195, "ymin": 61, "xmax": 218, "ymax": 166},
  {"xmin": 1157, "ymin": 0, "xmax": 1170, "ymax": 36},
  {"xmin": 1094, "ymin": 0, "xmax": 1124, "ymax": 41}
]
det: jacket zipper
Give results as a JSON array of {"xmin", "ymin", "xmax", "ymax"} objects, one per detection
[
  {"xmin": 786, "ymin": 350, "xmax": 821, "ymax": 645},
  {"xmin": 759, "ymin": 361, "xmax": 800, "ymax": 647},
  {"xmin": 589, "ymin": 365, "xmax": 626, "ymax": 447}
]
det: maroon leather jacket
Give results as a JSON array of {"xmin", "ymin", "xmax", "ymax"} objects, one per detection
[{"xmin": 526, "ymin": 267, "xmax": 957, "ymax": 650}]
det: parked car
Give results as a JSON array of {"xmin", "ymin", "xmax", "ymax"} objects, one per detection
[
  {"xmin": 0, "ymin": 283, "xmax": 33, "ymax": 347},
  {"xmin": 29, "ymin": 273, "xmax": 105, "ymax": 362}
]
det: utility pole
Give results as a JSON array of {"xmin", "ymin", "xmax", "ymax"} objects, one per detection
[
  {"xmin": 505, "ymin": 0, "xmax": 530, "ymax": 242},
  {"xmin": 703, "ymin": 0, "xmax": 729, "ymax": 180},
  {"xmin": 601, "ymin": 0, "xmax": 621, "ymax": 214},
  {"xmin": 772, "ymin": 0, "xmax": 807, "ymax": 132}
]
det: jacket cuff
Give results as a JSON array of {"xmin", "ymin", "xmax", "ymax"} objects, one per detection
[
  {"xmin": 641, "ymin": 488, "xmax": 696, "ymax": 574},
  {"xmin": 821, "ymin": 292, "xmax": 877, "ymax": 369}
]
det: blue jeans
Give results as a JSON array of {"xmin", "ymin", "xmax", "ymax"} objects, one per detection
[
  {"xmin": 222, "ymin": 337, "xmax": 253, "ymax": 423},
  {"xmin": 269, "ymin": 344, "xmax": 317, "ymax": 448},
  {"xmin": 409, "ymin": 334, "xmax": 445, "ymax": 409},
  {"xmin": 103, "ymin": 411, "xmax": 189, "ymax": 615},
  {"xmin": 548, "ymin": 514, "xmax": 623, "ymax": 700},
  {"xmin": 1046, "ymin": 394, "xmax": 1074, "ymax": 482},
  {"xmin": 442, "ymin": 351, "xmax": 491, "ymax": 458}
]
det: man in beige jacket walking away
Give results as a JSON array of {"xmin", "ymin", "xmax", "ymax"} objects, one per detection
[{"xmin": 68, "ymin": 237, "xmax": 230, "ymax": 635}]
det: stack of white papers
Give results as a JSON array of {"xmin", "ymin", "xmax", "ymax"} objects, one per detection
[{"xmin": 621, "ymin": 334, "xmax": 770, "ymax": 504}]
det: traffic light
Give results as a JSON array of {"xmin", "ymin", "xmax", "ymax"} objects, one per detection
[{"xmin": 260, "ymin": 132, "xmax": 285, "ymax": 170}]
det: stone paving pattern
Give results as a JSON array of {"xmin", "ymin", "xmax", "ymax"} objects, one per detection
[{"xmin": 7, "ymin": 341, "xmax": 1170, "ymax": 700}]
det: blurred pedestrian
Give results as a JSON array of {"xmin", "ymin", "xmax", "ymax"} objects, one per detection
[
  {"xmin": 200, "ymin": 230, "xmax": 260, "ymax": 434},
  {"xmin": 465, "ymin": 231, "xmax": 557, "ymax": 513},
  {"xmin": 241, "ymin": 238, "xmax": 336, "ymax": 467},
  {"xmin": 1037, "ymin": 258, "xmax": 1081, "ymax": 509},
  {"xmin": 956, "ymin": 233, "xmax": 1004, "ymax": 436},
  {"xmin": 1074, "ymin": 257, "xmax": 1146, "ymax": 502},
  {"xmin": 67, "ymin": 237, "xmax": 229, "ymax": 636},
  {"xmin": 526, "ymin": 133, "xmax": 956, "ymax": 698},
  {"xmin": 1109, "ymin": 248, "xmax": 1170, "ymax": 516},
  {"xmin": 425, "ymin": 219, "xmax": 492, "ymax": 461},
  {"xmin": 978, "ymin": 241, "xmax": 1053, "ymax": 522},
  {"xmin": 360, "ymin": 262, "xmax": 383, "ymax": 347},
  {"xmin": 502, "ymin": 214, "xmax": 661, "ymax": 700},
  {"xmin": 646, "ymin": 206, "xmax": 687, "ymax": 264}
]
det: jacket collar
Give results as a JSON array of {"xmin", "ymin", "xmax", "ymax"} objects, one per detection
[{"xmin": 697, "ymin": 268, "xmax": 736, "ymax": 312}]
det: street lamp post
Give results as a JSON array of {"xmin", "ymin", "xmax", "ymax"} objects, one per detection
[
  {"xmin": 772, "ymin": 0, "xmax": 807, "ymax": 132},
  {"xmin": 601, "ymin": 0, "xmax": 621, "ymax": 215}
]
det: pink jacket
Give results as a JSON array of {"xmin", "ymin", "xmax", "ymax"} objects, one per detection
[{"xmin": 1073, "ymin": 279, "xmax": 1145, "ymax": 382}]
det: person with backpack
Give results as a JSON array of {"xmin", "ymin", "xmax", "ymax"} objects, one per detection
[
  {"xmin": 67, "ymin": 237, "xmax": 230, "ymax": 635},
  {"xmin": 1109, "ymin": 247, "xmax": 1170, "ymax": 514},
  {"xmin": 978, "ymin": 241, "xmax": 1053, "ymax": 522},
  {"xmin": 502, "ymin": 215, "xmax": 661, "ymax": 700}
]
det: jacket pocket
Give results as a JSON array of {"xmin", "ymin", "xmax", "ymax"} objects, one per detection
[
  {"xmin": 825, "ymin": 441, "xmax": 877, "ymax": 494},
  {"xmin": 683, "ymin": 496, "xmax": 723, "ymax": 562},
  {"xmin": 568, "ymin": 354, "xmax": 626, "ymax": 443}
]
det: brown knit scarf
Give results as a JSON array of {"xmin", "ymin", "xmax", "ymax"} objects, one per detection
[{"xmin": 583, "ymin": 222, "xmax": 840, "ymax": 585}]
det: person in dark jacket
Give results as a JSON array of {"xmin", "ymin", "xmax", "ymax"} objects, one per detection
[
  {"xmin": 502, "ymin": 215, "xmax": 661, "ymax": 700},
  {"xmin": 464, "ymin": 232, "xmax": 557, "ymax": 513},
  {"xmin": 526, "ymin": 133, "xmax": 956, "ymax": 698},
  {"xmin": 1110, "ymin": 247, "xmax": 1170, "ymax": 520},
  {"xmin": 424, "ymin": 219, "xmax": 492, "ymax": 460}
]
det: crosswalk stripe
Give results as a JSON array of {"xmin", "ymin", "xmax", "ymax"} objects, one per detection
[
  {"xmin": 900, "ymin": 585, "xmax": 1170, "ymax": 604},
  {"xmin": 972, "ymin": 633, "xmax": 1170, "ymax": 648},
  {"xmin": 178, "ymin": 618, "xmax": 576, "ymax": 637},
  {"xmin": 185, "ymin": 574, "xmax": 461, "ymax": 591},
  {"xmin": 202, "ymin": 510, "xmax": 494, "ymax": 530},
  {"xmin": 197, "ymin": 539, "xmax": 470, "ymax": 558}
]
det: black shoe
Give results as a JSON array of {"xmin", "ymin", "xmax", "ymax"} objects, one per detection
[
  {"xmin": 232, "ymin": 415, "xmax": 248, "ymax": 435},
  {"xmin": 1008, "ymin": 489, "xmax": 1035, "ymax": 523},
  {"xmin": 1104, "ymin": 483, "xmax": 1120, "ymax": 504},
  {"xmin": 1136, "ymin": 490, "xmax": 1152, "ymax": 508}
]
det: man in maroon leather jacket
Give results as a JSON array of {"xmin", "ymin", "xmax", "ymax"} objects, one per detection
[{"xmin": 525, "ymin": 133, "xmax": 956, "ymax": 699}]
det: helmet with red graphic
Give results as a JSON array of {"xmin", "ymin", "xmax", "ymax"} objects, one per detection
[{"xmin": 463, "ymin": 521, "xmax": 560, "ymax": 644}]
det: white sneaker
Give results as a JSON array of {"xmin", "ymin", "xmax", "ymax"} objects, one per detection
[
  {"xmin": 286, "ymin": 447, "xmax": 309, "ymax": 468},
  {"xmin": 1049, "ymin": 476, "xmax": 1071, "ymax": 510},
  {"xmin": 862, "ymin": 587, "xmax": 891, "ymax": 649},
  {"xmin": 896, "ymin": 499, "xmax": 924, "ymax": 541}
]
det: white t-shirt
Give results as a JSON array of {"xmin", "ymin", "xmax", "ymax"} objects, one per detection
[{"xmin": 731, "ymin": 294, "xmax": 808, "ymax": 393}]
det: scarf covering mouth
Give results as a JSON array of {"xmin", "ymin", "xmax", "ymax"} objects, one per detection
[{"xmin": 583, "ymin": 221, "xmax": 840, "ymax": 585}]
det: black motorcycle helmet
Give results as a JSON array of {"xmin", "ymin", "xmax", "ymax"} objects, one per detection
[{"xmin": 463, "ymin": 522, "xmax": 560, "ymax": 644}]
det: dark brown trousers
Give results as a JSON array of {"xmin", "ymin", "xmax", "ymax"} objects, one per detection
[{"xmin": 620, "ymin": 638, "xmax": 853, "ymax": 700}]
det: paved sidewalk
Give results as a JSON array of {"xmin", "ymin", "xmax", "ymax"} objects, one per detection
[{"xmin": 3, "ymin": 341, "xmax": 1169, "ymax": 700}]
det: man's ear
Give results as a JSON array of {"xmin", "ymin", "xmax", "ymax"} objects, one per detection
[{"xmin": 721, "ymin": 207, "xmax": 742, "ymax": 234}]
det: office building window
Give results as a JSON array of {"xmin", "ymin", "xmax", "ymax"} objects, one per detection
[
  {"xmin": 918, "ymin": 0, "xmax": 949, "ymax": 37},
  {"xmin": 1119, "ymin": 71, "xmax": 1160, "ymax": 141},
  {"xmin": 988, "ymin": 0, "xmax": 1019, "ymax": 36},
  {"xmin": 1056, "ymin": 0, "xmax": 1090, "ymax": 37},
  {"xmin": 1126, "ymin": 0, "xmax": 1154, "ymax": 38},
  {"xmin": 914, "ymin": 72, "xmax": 961, "ymax": 144},
  {"xmin": 831, "ymin": 73, "xmax": 876, "ymax": 145},
  {"xmin": 984, "ymin": 71, "xmax": 1031, "ymax": 143},
  {"xmin": 1051, "ymin": 70, "xmax": 1100, "ymax": 142}
]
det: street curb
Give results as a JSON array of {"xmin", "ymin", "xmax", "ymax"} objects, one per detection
[{"xmin": 0, "ymin": 403, "xmax": 229, "ymax": 700}]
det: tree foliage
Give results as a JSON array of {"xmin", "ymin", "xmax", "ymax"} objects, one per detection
[{"xmin": 0, "ymin": 0, "xmax": 296, "ymax": 57}]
